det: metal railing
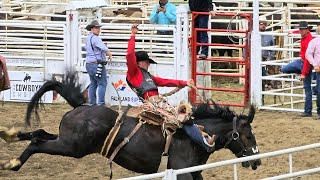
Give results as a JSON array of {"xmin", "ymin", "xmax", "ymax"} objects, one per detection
[{"xmin": 120, "ymin": 142, "xmax": 320, "ymax": 180}]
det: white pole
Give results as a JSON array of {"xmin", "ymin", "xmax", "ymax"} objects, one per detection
[
  {"xmin": 250, "ymin": 0, "xmax": 262, "ymax": 107},
  {"xmin": 176, "ymin": 6, "xmax": 182, "ymax": 80},
  {"xmin": 233, "ymin": 164, "xmax": 238, "ymax": 180},
  {"xmin": 289, "ymin": 154, "xmax": 293, "ymax": 180}
]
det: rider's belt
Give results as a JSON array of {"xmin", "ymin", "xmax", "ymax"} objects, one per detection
[{"xmin": 86, "ymin": 62, "xmax": 98, "ymax": 64}]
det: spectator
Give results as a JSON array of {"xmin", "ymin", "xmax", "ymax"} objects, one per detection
[
  {"xmin": 260, "ymin": 17, "xmax": 275, "ymax": 70},
  {"xmin": 85, "ymin": 20, "xmax": 112, "ymax": 106},
  {"xmin": 0, "ymin": 54, "xmax": 10, "ymax": 92},
  {"xmin": 259, "ymin": 16, "xmax": 275, "ymax": 88},
  {"xmin": 305, "ymin": 25, "xmax": 320, "ymax": 119},
  {"xmin": 150, "ymin": 0, "xmax": 176, "ymax": 35},
  {"xmin": 281, "ymin": 21, "xmax": 313, "ymax": 117},
  {"xmin": 189, "ymin": 0, "xmax": 216, "ymax": 59}
]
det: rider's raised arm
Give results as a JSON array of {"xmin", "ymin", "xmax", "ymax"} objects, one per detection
[
  {"xmin": 126, "ymin": 30, "xmax": 139, "ymax": 79},
  {"xmin": 152, "ymin": 75, "xmax": 187, "ymax": 88}
]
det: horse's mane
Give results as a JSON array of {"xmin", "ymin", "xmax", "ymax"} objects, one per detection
[{"xmin": 192, "ymin": 100, "xmax": 237, "ymax": 122}]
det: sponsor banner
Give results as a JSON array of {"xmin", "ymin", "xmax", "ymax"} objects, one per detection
[
  {"xmin": 3, "ymin": 71, "xmax": 53, "ymax": 103},
  {"xmin": 107, "ymin": 74, "xmax": 142, "ymax": 106},
  {"xmin": 6, "ymin": 59, "xmax": 43, "ymax": 67},
  {"xmin": 105, "ymin": 61, "xmax": 127, "ymax": 71}
]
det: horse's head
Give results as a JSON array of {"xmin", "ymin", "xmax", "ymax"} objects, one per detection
[
  {"xmin": 223, "ymin": 105, "xmax": 261, "ymax": 170},
  {"xmin": 192, "ymin": 102, "xmax": 261, "ymax": 170}
]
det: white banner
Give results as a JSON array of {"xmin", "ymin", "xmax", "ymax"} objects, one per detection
[
  {"xmin": 105, "ymin": 61, "xmax": 128, "ymax": 71},
  {"xmin": 3, "ymin": 71, "xmax": 53, "ymax": 103},
  {"xmin": 6, "ymin": 59, "xmax": 43, "ymax": 67},
  {"xmin": 107, "ymin": 74, "xmax": 142, "ymax": 106}
]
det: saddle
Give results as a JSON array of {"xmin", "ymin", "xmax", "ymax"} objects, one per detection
[{"xmin": 127, "ymin": 103, "xmax": 193, "ymax": 134}]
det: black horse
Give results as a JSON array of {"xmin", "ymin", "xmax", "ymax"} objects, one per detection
[{"xmin": 0, "ymin": 72, "xmax": 261, "ymax": 179}]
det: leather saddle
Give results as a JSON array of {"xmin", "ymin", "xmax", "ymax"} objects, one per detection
[{"xmin": 127, "ymin": 107, "xmax": 164, "ymax": 126}]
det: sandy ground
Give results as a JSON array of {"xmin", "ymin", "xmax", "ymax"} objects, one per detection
[{"xmin": 0, "ymin": 102, "xmax": 320, "ymax": 180}]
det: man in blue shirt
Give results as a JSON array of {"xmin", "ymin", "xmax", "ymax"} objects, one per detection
[
  {"xmin": 150, "ymin": 0, "xmax": 176, "ymax": 35},
  {"xmin": 85, "ymin": 20, "xmax": 112, "ymax": 106}
]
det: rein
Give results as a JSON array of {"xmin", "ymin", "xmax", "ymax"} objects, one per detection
[
  {"xmin": 162, "ymin": 84, "xmax": 205, "ymax": 103},
  {"xmin": 188, "ymin": 84, "xmax": 205, "ymax": 103},
  {"xmin": 161, "ymin": 87, "xmax": 182, "ymax": 97}
]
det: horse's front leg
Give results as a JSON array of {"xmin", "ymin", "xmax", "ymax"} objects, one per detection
[
  {"xmin": 0, "ymin": 138, "xmax": 82, "ymax": 171},
  {"xmin": 0, "ymin": 126, "xmax": 57, "ymax": 143}
]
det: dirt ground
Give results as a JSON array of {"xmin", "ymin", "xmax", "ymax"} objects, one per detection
[{"xmin": 1, "ymin": 102, "xmax": 320, "ymax": 180}]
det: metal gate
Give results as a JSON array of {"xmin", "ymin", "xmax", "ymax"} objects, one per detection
[{"xmin": 190, "ymin": 12, "xmax": 252, "ymax": 107}]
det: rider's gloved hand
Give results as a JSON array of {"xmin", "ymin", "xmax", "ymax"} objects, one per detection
[{"xmin": 187, "ymin": 79, "xmax": 195, "ymax": 87}]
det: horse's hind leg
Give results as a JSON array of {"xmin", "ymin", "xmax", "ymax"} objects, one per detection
[
  {"xmin": 17, "ymin": 129, "xmax": 58, "ymax": 141},
  {"xmin": 0, "ymin": 138, "xmax": 79, "ymax": 171},
  {"xmin": 0, "ymin": 127, "xmax": 57, "ymax": 143}
]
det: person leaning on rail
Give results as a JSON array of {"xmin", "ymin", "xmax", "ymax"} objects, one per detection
[{"xmin": 280, "ymin": 21, "xmax": 314, "ymax": 117}]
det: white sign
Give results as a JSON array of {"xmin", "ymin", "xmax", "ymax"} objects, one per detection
[
  {"xmin": 105, "ymin": 61, "xmax": 128, "ymax": 71},
  {"xmin": 6, "ymin": 59, "xmax": 43, "ymax": 67},
  {"xmin": 107, "ymin": 74, "xmax": 142, "ymax": 106},
  {"xmin": 3, "ymin": 71, "xmax": 53, "ymax": 103}
]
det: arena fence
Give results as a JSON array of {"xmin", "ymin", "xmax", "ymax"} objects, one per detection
[
  {"xmin": 1, "ymin": 0, "xmax": 320, "ymax": 110},
  {"xmin": 120, "ymin": 142, "xmax": 320, "ymax": 180},
  {"xmin": 250, "ymin": 0, "xmax": 320, "ymax": 112}
]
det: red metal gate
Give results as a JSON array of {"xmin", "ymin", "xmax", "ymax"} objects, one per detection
[{"xmin": 190, "ymin": 12, "xmax": 252, "ymax": 107}]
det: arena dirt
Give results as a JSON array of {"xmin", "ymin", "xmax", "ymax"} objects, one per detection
[{"xmin": 1, "ymin": 102, "xmax": 320, "ymax": 179}]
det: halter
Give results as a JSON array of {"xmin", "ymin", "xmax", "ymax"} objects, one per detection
[{"xmin": 224, "ymin": 117, "xmax": 259, "ymax": 157}]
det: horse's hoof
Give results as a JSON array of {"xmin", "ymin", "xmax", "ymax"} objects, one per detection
[
  {"xmin": 0, "ymin": 126, "xmax": 9, "ymax": 133},
  {"xmin": 0, "ymin": 159, "xmax": 21, "ymax": 170},
  {"xmin": 0, "ymin": 127, "xmax": 20, "ymax": 143}
]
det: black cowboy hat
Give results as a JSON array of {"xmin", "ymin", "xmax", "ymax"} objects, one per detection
[
  {"xmin": 85, "ymin": 20, "xmax": 102, "ymax": 31},
  {"xmin": 135, "ymin": 51, "xmax": 157, "ymax": 64},
  {"xmin": 298, "ymin": 21, "xmax": 313, "ymax": 30}
]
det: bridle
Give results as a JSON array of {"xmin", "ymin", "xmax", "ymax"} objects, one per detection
[{"xmin": 224, "ymin": 117, "xmax": 259, "ymax": 157}]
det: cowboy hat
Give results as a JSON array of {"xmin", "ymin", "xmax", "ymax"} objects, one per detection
[
  {"xmin": 298, "ymin": 21, "xmax": 313, "ymax": 30},
  {"xmin": 135, "ymin": 51, "xmax": 157, "ymax": 64},
  {"xmin": 259, "ymin": 16, "xmax": 270, "ymax": 25},
  {"xmin": 85, "ymin": 20, "xmax": 102, "ymax": 31}
]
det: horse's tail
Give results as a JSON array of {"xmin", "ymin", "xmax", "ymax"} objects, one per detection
[{"xmin": 26, "ymin": 71, "xmax": 86, "ymax": 127}]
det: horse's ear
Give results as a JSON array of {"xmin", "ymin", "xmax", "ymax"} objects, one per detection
[{"xmin": 247, "ymin": 105, "xmax": 256, "ymax": 124}]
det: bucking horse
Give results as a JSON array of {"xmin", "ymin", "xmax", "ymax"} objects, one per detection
[{"xmin": 0, "ymin": 72, "xmax": 261, "ymax": 179}]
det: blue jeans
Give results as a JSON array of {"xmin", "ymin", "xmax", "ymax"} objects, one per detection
[
  {"xmin": 316, "ymin": 73, "xmax": 320, "ymax": 114},
  {"xmin": 304, "ymin": 71, "xmax": 313, "ymax": 115},
  {"xmin": 281, "ymin": 60, "xmax": 314, "ymax": 114},
  {"xmin": 86, "ymin": 63, "xmax": 107, "ymax": 106},
  {"xmin": 281, "ymin": 59, "xmax": 303, "ymax": 74},
  {"xmin": 312, "ymin": 72, "xmax": 318, "ymax": 95},
  {"xmin": 195, "ymin": 15, "xmax": 209, "ymax": 56},
  {"xmin": 182, "ymin": 124, "xmax": 212, "ymax": 152}
]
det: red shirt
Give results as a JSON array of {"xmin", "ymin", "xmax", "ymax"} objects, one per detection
[
  {"xmin": 300, "ymin": 32, "xmax": 313, "ymax": 76},
  {"xmin": 126, "ymin": 35, "xmax": 187, "ymax": 99}
]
